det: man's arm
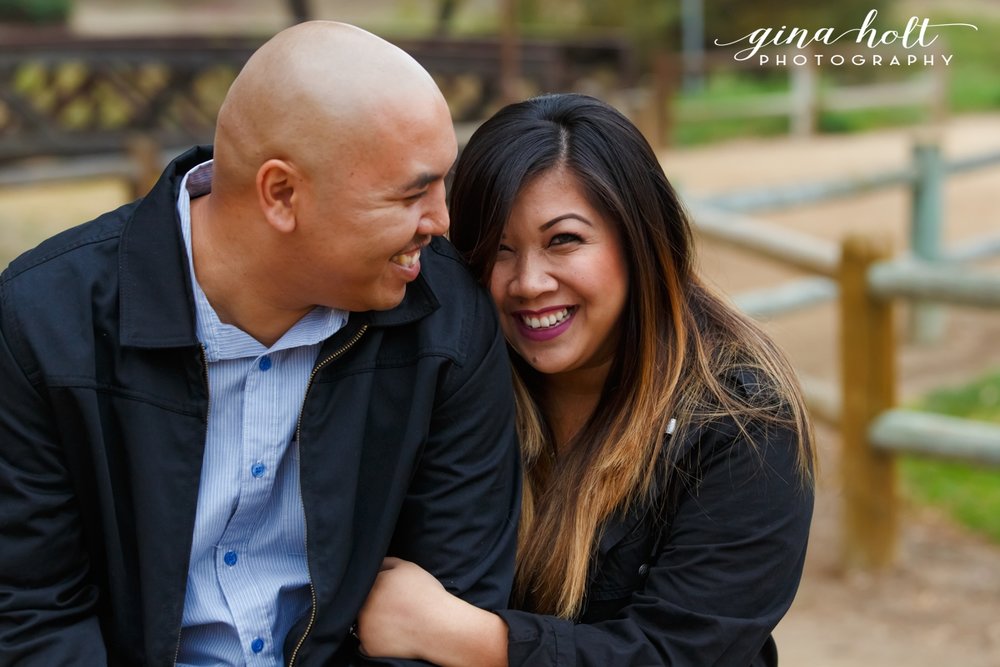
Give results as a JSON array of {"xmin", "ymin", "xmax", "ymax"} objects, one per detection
[
  {"xmin": 0, "ymin": 313, "xmax": 107, "ymax": 666},
  {"xmin": 389, "ymin": 319, "xmax": 520, "ymax": 607},
  {"xmin": 351, "ymin": 297, "xmax": 520, "ymax": 667}
]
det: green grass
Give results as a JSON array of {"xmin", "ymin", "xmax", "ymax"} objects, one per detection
[
  {"xmin": 670, "ymin": 71, "xmax": 939, "ymax": 145},
  {"xmin": 672, "ymin": 72, "xmax": 792, "ymax": 144},
  {"xmin": 818, "ymin": 106, "xmax": 928, "ymax": 134},
  {"xmin": 936, "ymin": 14, "xmax": 1000, "ymax": 112},
  {"xmin": 901, "ymin": 371, "xmax": 1000, "ymax": 543}
]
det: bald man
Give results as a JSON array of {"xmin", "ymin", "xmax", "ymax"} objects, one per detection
[{"xmin": 0, "ymin": 22, "xmax": 519, "ymax": 666}]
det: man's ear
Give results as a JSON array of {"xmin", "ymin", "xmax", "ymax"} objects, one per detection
[{"xmin": 256, "ymin": 159, "xmax": 300, "ymax": 233}]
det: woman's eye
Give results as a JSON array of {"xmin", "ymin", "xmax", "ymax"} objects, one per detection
[
  {"xmin": 550, "ymin": 233, "xmax": 581, "ymax": 246},
  {"xmin": 497, "ymin": 243, "xmax": 514, "ymax": 254}
]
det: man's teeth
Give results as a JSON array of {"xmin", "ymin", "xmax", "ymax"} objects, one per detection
[
  {"xmin": 521, "ymin": 308, "xmax": 571, "ymax": 330},
  {"xmin": 391, "ymin": 249, "xmax": 420, "ymax": 268}
]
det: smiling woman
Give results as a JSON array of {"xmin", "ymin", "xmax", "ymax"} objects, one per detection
[
  {"xmin": 356, "ymin": 93, "xmax": 816, "ymax": 667},
  {"xmin": 490, "ymin": 167, "xmax": 628, "ymax": 384}
]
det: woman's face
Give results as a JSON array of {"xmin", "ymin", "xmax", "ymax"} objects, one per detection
[{"xmin": 489, "ymin": 167, "xmax": 629, "ymax": 380}]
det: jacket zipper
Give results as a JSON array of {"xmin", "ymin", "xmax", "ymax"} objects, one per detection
[
  {"xmin": 173, "ymin": 345, "xmax": 212, "ymax": 666},
  {"xmin": 287, "ymin": 324, "xmax": 369, "ymax": 667}
]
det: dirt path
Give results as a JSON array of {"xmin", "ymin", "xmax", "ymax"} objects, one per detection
[{"xmin": 664, "ymin": 116, "xmax": 1000, "ymax": 665}]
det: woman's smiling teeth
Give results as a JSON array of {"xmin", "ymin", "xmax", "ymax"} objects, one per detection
[
  {"xmin": 521, "ymin": 307, "xmax": 572, "ymax": 330},
  {"xmin": 391, "ymin": 249, "xmax": 420, "ymax": 268}
]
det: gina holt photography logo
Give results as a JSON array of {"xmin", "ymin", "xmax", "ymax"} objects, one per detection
[{"xmin": 714, "ymin": 9, "xmax": 978, "ymax": 67}]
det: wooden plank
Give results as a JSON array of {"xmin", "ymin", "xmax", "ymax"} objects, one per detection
[
  {"xmin": 946, "ymin": 232, "xmax": 1000, "ymax": 263},
  {"xmin": 700, "ymin": 168, "xmax": 915, "ymax": 212},
  {"xmin": 0, "ymin": 148, "xmax": 183, "ymax": 188},
  {"xmin": 869, "ymin": 260, "xmax": 1000, "ymax": 307},
  {"xmin": 947, "ymin": 149, "xmax": 1000, "ymax": 175},
  {"xmin": 733, "ymin": 276, "xmax": 837, "ymax": 319},
  {"xmin": 870, "ymin": 410, "xmax": 1000, "ymax": 467},
  {"xmin": 689, "ymin": 205, "xmax": 840, "ymax": 276}
]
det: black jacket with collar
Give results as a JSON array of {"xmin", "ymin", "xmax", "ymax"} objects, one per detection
[
  {"xmin": 498, "ymin": 374, "xmax": 813, "ymax": 666},
  {"xmin": 0, "ymin": 147, "xmax": 520, "ymax": 666}
]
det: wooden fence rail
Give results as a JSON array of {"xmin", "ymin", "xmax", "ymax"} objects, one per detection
[
  {"xmin": 733, "ymin": 276, "xmax": 838, "ymax": 319},
  {"xmin": 870, "ymin": 410, "xmax": 1000, "ymax": 467},
  {"xmin": 702, "ymin": 143, "xmax": 1000, "ymax": 216},
  {"xmin": 695, "ymin": 138, "xmax": 1000, "ymax": 341},
  {"xmin": 869, "ymin": 259, "xmax": 1000, "ymax": 307},
  {"xmin": 689, "ymin": 204, "xmax": 840, "ymax": 276}
]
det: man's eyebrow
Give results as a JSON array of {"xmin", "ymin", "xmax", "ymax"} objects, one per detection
[{"xmin": 399, "ymin": 172, "xmax": 442, "ymax": 192}]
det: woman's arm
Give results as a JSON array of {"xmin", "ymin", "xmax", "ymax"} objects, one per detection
[
  {"xmin": 359, "ymin": 415, "xmax": 813, "ymax": 667},
  {"xmin": 357, "ymin": 557, "xmax": 509, "ymax": 667}
]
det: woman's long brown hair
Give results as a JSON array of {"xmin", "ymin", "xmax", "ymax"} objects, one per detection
[{"xmin": 449, "ymin": 94, "xmax": 815, "ymax": 619}]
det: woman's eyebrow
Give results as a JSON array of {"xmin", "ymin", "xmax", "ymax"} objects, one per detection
[{"xmin": 540, "ymin": 213, "xmax": 593, "ymax": 231}]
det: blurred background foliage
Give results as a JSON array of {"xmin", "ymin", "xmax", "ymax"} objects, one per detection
[
  {"xmin": 0, "ymin": 0, "xmax": 71, "ymax": 23},
  {"xmin": 7, "ymin": 0, "xmax": 995, "ymax": 137},
  {"xmin": 493, "ymin": 0, "xmax": 897, "ymax": 44},
  {"xmin": 420, "ymin": 0, "xmax": 997, "ymax": 142}
]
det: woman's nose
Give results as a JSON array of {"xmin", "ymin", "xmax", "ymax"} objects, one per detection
[{"xmin": 508, "ymin": 254, "xmax": 557, "ymax": 300}]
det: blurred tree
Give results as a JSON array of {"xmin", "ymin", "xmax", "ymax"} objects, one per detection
[
  {"xmin": 707, "ymin": 0, "xmax": 898, "ymax": 45},
  {"xmin": 0, "ymin": 0, "xmax": 71, "ymax": 24},
  {"xmin": 435, "ymin": 0, "xmax": 462, "ymax": 35},
  {"xmin": 514, "ymin": 0, "xmax": 671, "ymax": 38},
  {"xmin": 288, "ymin": 0, "xmax": 310, "ymax": 23},
  {"xmin": 511, "ymin": 0, "xmax": 897, "ymax": 51}
]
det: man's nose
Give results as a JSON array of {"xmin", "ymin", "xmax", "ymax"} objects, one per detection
[{"xmin": 420, "ymin": 185, "xmax": 449, "ymax": 237}]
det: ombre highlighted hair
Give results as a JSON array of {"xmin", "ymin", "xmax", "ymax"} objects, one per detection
[{"xmin": 449, "ymin": 94, "xmax": 815, "ymax": 619}]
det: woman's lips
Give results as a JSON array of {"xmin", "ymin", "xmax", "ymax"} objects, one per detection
[{"xmin": 512, "ymin": 306, "xmax": 576, "ymax": 342}]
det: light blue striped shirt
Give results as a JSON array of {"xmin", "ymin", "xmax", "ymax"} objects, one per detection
[{"xmin": 175, "ymin": 161, "xmax": 348, "ymax": 666}]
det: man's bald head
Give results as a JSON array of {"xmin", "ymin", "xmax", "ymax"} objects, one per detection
[
  {"xmin": 213, "ymin": 21, "xmax": 449, "ymax": 193},
  {"xmin": 192, "ymin": 21, "xmax": 456, "ymax": 336}
]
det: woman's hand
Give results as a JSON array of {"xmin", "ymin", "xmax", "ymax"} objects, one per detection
[
  {"xmin": 356, "ymin": 557, "xmax": 509, "ymax": 667},
  {"xmin": 356, "ymin": 557, "xmax": 451, "ymax": 659}
]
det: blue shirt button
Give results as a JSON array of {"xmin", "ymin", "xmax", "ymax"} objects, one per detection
[
  {"xmin": 251, "ymin": 637, "xmax": 265, "ymax": 653},
  {"xmin": 258, "ymin": 356, "xmax": 272, "ymax": 372},
  {"xmin": 251, "ymin": 462, "xmax": 266, "ymax": 478},
  {"xmin": 223, "ymin": 550, "xmax": 238, "ymax": 566}
]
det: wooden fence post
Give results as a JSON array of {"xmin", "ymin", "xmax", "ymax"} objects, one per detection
[
  {"xmin": 790, "ymin": 50, "xmax": 818, "ymax": 137},
  {"xmin": 649, "ymin": 50, "xmax": 673, "ymax": 151},
  {"xmin": 909, "ymin": 135, "xmax": 946, "ymax": 343},
  {"xmin": 498, "ymin": 0, "xmax": 520, "ymax": 105},
  {"xmin": 126, "ymin": 135, "xmax": 162, "ymax": 200},
  {"xmin": 839, "ymin": 234, "xmax": 898, "ymax": 569}
]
